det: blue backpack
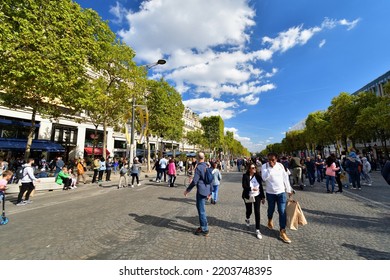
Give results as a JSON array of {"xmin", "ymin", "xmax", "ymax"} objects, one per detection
[{"xmin": 202, "ymin": 166, "xmax": 214, "ymax": 185}]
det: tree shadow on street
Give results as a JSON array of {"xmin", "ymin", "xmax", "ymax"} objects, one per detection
[
  {"xmin": 303, "ymin": 208, "xmax": 389, "ymax": 233},
  {"xmin": 341, "ymin": 243, "xmax": 390, "ymax": 260}
]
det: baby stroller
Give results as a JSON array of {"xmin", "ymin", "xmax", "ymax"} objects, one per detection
[{"xmin": 0, "ymin": 191, "xmax": 8, "ymax": 225}]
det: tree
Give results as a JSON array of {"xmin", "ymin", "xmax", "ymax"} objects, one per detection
[
  {"xmin": 79, "ymin": 40, "xmax": 146, "ymax": 159},
  {"xmin": 185, "ymin": 130, "xmax": 205, "ymax": 151},
  {"xmin": 200, "ymin": 116, "xmax": 224, "ymax": 156},
  {"xmin": 0, "ymin": 0, "xmax": 110, "ymax": 159},
  {"xmin": 327, "ymin": 92, "xmax": 359, "ymax": 151},
  {"xmin": 146, "ymin": 79, "xmax": 185, "ymax": 142}
]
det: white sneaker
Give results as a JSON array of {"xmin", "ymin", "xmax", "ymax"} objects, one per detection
[
  {"xmin": 137, "ymin": 183, "xmax": 141, "ymax": 186},
  {"xmin": 245, "ymin": 219, "xmax": 250, "ymax": 227},
  {"xmin": 131, "ymin": 185, "xmax": 134, "ymax": 188},
  {"xmin": 256, "ymin": 230, "xmax": 262, "ymax": 240},
  {"xmin": 16, "ymin": 201, "xmax": 27, "ymax": 206}
]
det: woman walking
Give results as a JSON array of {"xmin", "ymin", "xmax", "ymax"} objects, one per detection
[
  {"xmin": 242, "ymin": 163, "xmax": 265, "ymax": 239},
  {"xmin": 211, "ymin": 162, "xmax": 222, "ymax": 204},
  {"xmin": 167, "ymin": 158, "xmax": 177, "ymax": 187},
  {"xmin": 325, "ymin": 155, "xmax": 339, "ymax": 193}
]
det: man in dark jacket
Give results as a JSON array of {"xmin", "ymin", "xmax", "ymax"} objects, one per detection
[
  {"xmin": 382, "ymin": 160, "xmax": 390, "ymax": 185},
  {"xmin": 184, "ymin": 152, "xmax": 212, "ymax": 236}
]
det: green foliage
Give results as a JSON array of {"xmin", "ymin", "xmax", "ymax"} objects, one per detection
[
  {"xmin": 146, "ymin": 79, "xmax": 185, "ymax": 142},
  {"xmin": 200, "ymin": 116, "xmax": 224, "ymax": 150},
  {"xmin": 0, "ymin": 0, "xmax": 114, "ymax": 158}
]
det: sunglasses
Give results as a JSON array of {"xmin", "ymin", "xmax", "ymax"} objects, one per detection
[{"xmin": 251, "ymin": 166, "xmax": 256, "ymax": 169}]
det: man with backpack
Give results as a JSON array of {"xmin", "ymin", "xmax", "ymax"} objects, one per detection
[
  {"xmin": 16, "ymin": 158, "xmax": 40, "ymax": 206},
  {"xmin": 184, "ymin": 152, "xmax": 213, "ymax": 237}
]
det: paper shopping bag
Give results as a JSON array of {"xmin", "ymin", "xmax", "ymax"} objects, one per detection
[{"xmin": 286, "ymin": 200, "xmax": 307, "ymax": 230}]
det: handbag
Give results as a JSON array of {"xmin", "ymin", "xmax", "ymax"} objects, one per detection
[
  {"xmin": 244, "ymin": 195, "xmax": 255, "ymax": 203},
  {"xmin": 286, "ymin": 199, "xmax": 307, "ymax": 230}
]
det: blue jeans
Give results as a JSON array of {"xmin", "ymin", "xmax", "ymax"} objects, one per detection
[
  {"xmin": 196, "ymin": 192, "xmax": 208, "ymax": 232},
  {"xmin": 266, "ymin": 192, "xmax": 287, "ymax": 230},
  {"xmin": 307, "ymin": 170, "xmax": 315, "ymax": 185},
  {"xmin": 212, "ymin": 185, "xmax": 219, "ymax": 202},
  {"xmin": 326, "ymin": 175, "xmax": 335, "ymax": 192},
  {"xmin": 316, "ymin": 168, "xmax": 323, "ymax": 182}
]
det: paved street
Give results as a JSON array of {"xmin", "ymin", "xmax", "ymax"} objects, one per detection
[{"xmin": 1, "ymin": 170, "xmax": 389, "ymax": 260}]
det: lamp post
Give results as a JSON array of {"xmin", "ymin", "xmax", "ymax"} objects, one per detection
[{"xmin": 128, "ymin": 59, "xmax": 166, "ymax": 165}]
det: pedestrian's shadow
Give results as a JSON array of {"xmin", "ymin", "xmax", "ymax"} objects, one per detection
[
  {"xmin": 128, "ymin": 213, "xmax": 194, "ymax": 233},
  {"xmin": 158, "ymin": 197, "xmax": 196, "ymax": 205},
  {"xmin": 341, "ymin": 243, "xmax": 390, "ymax": 260},
  {"xmin": 175, "ymin": 215, "xmax": 269, "ymax": 237}
]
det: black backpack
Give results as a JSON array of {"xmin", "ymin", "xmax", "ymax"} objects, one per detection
[{"xmin": 16, "ymin": 166, "xmax": 25, "ymax": 179}]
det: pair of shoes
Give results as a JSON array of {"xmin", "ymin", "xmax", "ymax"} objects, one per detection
[
  {"xmin": 245, "ymin": 219, "xmax": 250, "ymax": 227},
  {"xmin": 256, "ymin": 229, "xmax": 262, "ymax": 240},
  {"xmin": 16, "ymin": 201, "xmax": 27, "ymax": 206},
  {"xmin": 194, "ymin": 227, "xmax": 209, "ymax": 237},
  {"xmin": 280, "ymin": 229, "xmax": 291, "ymax": 243}
]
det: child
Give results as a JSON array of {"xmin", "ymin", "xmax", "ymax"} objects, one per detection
[
  {"xmin": 0, "ymin": 170, "xmax": 14, "ymax": 202},
  {"xmin": 118, "ymin": 164, "xmax": 129, "ymax": 189},
  {"xmin": 68, "ymin": 169, "xmax": 78, "ymax": 189}
]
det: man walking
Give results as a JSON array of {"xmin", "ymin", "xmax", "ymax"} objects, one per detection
[
  {"xmin": 261, "ymin": 153, "xmax": 293, "ymax": 243},
  {"xmin": 184, "ymin": 152, "xmax": 212, "ymax": 236},
  {"xmin": 16, "ymin": 158, "xmax": 40, "ymax": 206}
]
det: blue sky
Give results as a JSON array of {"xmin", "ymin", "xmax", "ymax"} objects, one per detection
[{"xmin": 74, "ymin": 0, "xmax": 390, "ymax": 152}]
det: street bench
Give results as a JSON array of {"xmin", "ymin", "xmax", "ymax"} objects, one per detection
[{"xmin": 5, "ymin": 177, "xmax": 63, "ymax": 194}]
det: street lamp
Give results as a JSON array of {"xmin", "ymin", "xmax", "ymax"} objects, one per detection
[{"xmin": 128, "ymin": 59, "xmax": 166, "ymax": 164}]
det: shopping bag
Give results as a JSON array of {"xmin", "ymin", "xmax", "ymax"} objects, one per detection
[{"xmin": 286, "ymin": 200, "xmax": 307, "ymax": 230}]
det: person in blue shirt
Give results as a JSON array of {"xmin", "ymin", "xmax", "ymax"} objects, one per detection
[{"xmin": 184, "ymin": 152, "xmax": 212, "ymax": 237}]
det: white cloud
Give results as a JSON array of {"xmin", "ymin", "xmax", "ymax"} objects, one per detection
[
  {"xmin": 240, "ymin": 94, "xmax": 260, "ymax": 105},
  {"xmin": 319, "ymin": 39, "xmax": 326, "ymax": 48},
  {"xmin": 109, "ymin": 1, "xmax": 128, "ymax": 24},
  {"xmin": 117, "ymin": 0, "xmax": 255, "ymax": 61},
  {"xmin": 112, "ymin": 1, "xmax": 360, "ymax": 136}
]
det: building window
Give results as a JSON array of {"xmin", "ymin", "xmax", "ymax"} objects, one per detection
[{"xmin": 51, "ymin": 124, "xmax": 77, "ymax": 145}]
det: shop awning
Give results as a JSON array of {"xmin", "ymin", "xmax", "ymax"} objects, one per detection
[
  {"xmin": 0, "ymin": 138, "xmax": 65, "ymax": 152},
  {"xmin": 84, "ymin": 147, "xmax": 110, "ymax": 156}
]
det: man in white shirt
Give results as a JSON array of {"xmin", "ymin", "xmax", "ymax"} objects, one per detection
[
  {"xmin": 158, "ymin": 156, "xmax": 168, "ymax": 182},
  {"xmin": 261, "ymin": 153, "xmax": 293, "ymax": 243}
]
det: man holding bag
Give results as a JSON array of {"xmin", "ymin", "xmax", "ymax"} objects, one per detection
[{"xmin": 261, "ymin": 153, "xmax": 293, "ymax": 244}]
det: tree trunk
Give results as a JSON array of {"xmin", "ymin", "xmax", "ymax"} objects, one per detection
[
  {"xmin": 103, "ymin": 120, "xmax": 107, "ymax": 159},
  {"xmin": 147, "ymin": 136, "xmax": 151, "ymax": 172},
  {"xmin": 24, "ymin": 108, "xmax": 37, "ymax": 161}
]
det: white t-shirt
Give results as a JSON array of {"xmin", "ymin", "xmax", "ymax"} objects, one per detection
[
  {"xmin": 261, "ymin": 162, "xmax": 292, "ymax": 195},
  {"xmin": 249, "ymin": 175, "xmax": 260, "ymax": 197}
]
